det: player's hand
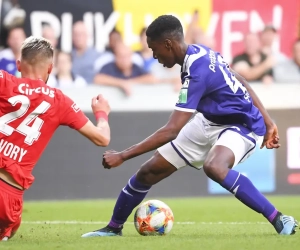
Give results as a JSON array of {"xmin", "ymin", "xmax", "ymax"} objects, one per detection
[
  {"xmin": 91, "ymin": 94, "xmax": 110, "ymax": 115},
  {"xmin": 103, "ymin": 150, "xmax": 124, "ymax": 169},
  {"xmin": 261, "ymin": 122, "xmax": 280, "ymax": 149}
]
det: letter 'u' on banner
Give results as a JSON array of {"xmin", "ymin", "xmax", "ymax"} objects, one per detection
[
  {"xmin": 287, "ymin": 127, "xmax": 300, "ymax": 169},
  {"xmin": 112, "ymin": 0, "xmax": 212, "ymax": 50}
]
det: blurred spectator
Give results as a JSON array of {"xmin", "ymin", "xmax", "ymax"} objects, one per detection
[
  {"xmin": 106, "ymin": 28, "xmax": 122, "ymax": 52},
  {"xmin": 274, "ymin": 39, "xmax": 300, "ymax": 83},
  {"xmin": 232, "ymin": 33, "xmax": 274, "ymax": 84},
  {"xmin": 137, "ymin": 27, "xmax": 157, "ymax": 72},
  {"xmin": 42, "ymin": 24, "xmax": 58, "ymax": 74},
  {"xmin": 260, "ymin": 25, "xmax": 287, "ymax": 63},
  {"xmin": 1, "ymin": 0, "xmax": 25, "ymax": 29},
  {"xmin": 42, "ymin": 24, "xmax": 58, "ymax": 50},
  {"xmin": 185, "ymin": 10, "xmax": 216, "ymax": 49},
  {"xmin": 71, "ymin": 21, "xmax": 100, "ymax": 83},
  {"xmin": 0, "ymin": 27, "xmax": 25, "ymax": 77},
  {"xmin": 94, "ymin": 29, "xmax": 143, "ymax": 73},
  {"xmin": 0, "ymin": 0, "xmax": 25, "ymax": 47},
  {"xmin": 94, "ymin": 42, "xmax": 157, "ymax": 96},
  {"xmin": 47, "ymin": 51, "xmax": 87, "ymax": 88}
]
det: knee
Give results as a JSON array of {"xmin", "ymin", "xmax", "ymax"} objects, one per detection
[
  {"xmin": 136, "ymin": 167, "xmax": 154, "ymax": 186},
  {"xmin": 203, "ymin": 159, "xmax": 228, "ymax": 183}
]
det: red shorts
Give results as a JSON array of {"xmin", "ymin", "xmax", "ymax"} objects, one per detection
[{"xmin": 0, "ymin": 179, "xmax": 23, "ymax": 240}]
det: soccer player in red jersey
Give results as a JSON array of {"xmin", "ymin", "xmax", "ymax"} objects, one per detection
[{"xmin": 0, "ymin": 36, "xmax": 111, "ymax": 241}]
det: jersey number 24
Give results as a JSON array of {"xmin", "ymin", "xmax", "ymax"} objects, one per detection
[{"xmin": 0, "ymin": 95, "xmax": 50, "ymax": 145}]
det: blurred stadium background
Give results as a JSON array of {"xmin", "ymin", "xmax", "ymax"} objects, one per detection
[
  {"xmin": 1, "ymin": 1, "xmax": 300, "ymax": 249},
  {"xmin": 0, "ymin": 0, "xmax": 299, "ymax": 208}
]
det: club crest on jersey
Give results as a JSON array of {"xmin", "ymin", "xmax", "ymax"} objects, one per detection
[
  {"xmin": 71, "ymin": 103, "xmax": 81, "ymax": 113},
  {"xmin": 177, "ymin": 89, "xmax": 188, "ymax": 104}
]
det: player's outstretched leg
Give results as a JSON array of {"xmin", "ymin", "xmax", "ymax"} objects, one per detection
[
  {"xmin": 203, "ymin": 144, "xmax": 298, "ymax": 235},
  {"xmin": 81, "ymin": 151, "xmax": 177, "ymax": 237}
]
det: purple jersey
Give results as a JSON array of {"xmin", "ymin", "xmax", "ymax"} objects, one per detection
[{"xmin": 175, "ymin": 44, "xmax": 266, "ymax": 136}]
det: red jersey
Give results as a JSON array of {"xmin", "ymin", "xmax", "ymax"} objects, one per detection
[{"xmin": 0, "ymin": 71, "xmax": 89, "ymax": 189}]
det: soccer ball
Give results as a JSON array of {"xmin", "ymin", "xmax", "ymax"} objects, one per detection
[{"xmin": 134, "ymin": 199, "xmax": 174, "ymax": 236}]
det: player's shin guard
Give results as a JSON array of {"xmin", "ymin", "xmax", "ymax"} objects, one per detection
[
  {"xmin": 109, "ymin": 174, "xmax": 151, "ymax": 228},
  {"xmin": 221, "ymin": 169, "xmax": 278, "ymax": 222}
]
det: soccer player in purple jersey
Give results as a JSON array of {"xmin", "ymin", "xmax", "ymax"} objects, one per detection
[{"xmin": 82, "ymin": 15, "xmax": 298, "ymax": 237}]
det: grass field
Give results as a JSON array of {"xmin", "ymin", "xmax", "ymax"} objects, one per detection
[{"xmin": 1, "ymin": 196, "xmax": 299, "ymax": 250}]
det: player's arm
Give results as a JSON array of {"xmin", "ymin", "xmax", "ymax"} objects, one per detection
[
  {"xmin": 117, "ymin": 78, "xmax": 203, "ymax": 161},
  {"xmin": 231, "ymin": 69, "xmax": 280, "ymax": 149},
  {"xmin": 119, "ymin": 110, "xmax": 192, "ymax": 160},
  {"xmin": 78, "ymin": 95, "xmax": 110, "ymax": 146},
  {"xmin": 78, "ymin": 120, "xmax": 110, "ymax": 146},
  {"xmin": 78, "ymin": 95, "xmax": 111, "ymax": 146},
  {"xmin": 60, "ymin": 93, "xmax": 111, "ymax": 147},
  {"xmin": 103, "ymin": 77, "xmax": 205, "ymax": 168}
]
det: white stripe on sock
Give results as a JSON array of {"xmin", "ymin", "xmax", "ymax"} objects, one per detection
[
  {"xmin": 229, "ymin": 172, "xmax": 241, "ymax": 192},
  {"xmin": 127, "ymin": 180, "xmax": 149, "ymax": 193}
]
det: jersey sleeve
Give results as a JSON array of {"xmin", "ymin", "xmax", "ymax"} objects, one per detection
[
  {"xmin": 0, "ymin": 70, "xmax": 6, "ymax": 87},
  {"xmin": 175, "ymin": 77, "xmax": 206, "ymax": 112},
  {"xmin": 59, "ymin": 93, "xmax": 89, "ymax": 130}
]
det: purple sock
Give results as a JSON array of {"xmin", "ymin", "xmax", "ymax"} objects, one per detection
[
  {"xmin": 109, "ymin": 174, "xmax": 151, "ymax": 228},
  {"xmin": 221, "ymin": 169, "xmax": 278, "ymax": 222}
]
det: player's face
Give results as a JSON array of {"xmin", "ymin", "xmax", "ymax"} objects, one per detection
[{"xmin": 147, "ymin": 37, "xmax": 176, "ymax": 68}]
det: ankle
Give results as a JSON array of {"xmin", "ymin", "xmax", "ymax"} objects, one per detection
[
  {"xmin": 270, "ymin": 211, "xmax": 282, "ymax": 225},
  {"xmin": 108, "ymin": 220, "xmax": 123, "ymax": 229}
]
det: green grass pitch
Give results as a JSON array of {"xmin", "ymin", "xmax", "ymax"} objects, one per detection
[{"xmin": 1, "ymin": 196, "xmax": 299, "ymax": 250}]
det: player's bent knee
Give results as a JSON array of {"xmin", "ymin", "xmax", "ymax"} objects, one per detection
[
  {"xmin": 203, "ymin": 160, "xmax": 218, "ymax": 178},
  {"xmin": 203, "ymin": 160, "xmax": 229, "ymax": 183}
]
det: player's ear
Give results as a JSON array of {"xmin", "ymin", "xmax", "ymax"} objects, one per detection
[
  {"xmin": 164, "ymin": 39, "xmax": 172, "ymax": 50},
  {"xmin": 16, "ymin": 60, "xmax": 21, "ymax": 72},
  {"xmin": 48, "ymin": 63, "xmax": 54, "ymax": 74}
]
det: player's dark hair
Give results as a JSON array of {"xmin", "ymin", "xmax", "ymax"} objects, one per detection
[
  {"xmin": 21, "ymin": 36, "xmax": 54, "ymax": 64},
  {"xmin": 146, "ymin": 15, "xmax": 183, "ymax": 41}
]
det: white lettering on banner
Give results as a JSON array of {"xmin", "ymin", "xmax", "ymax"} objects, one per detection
[
  {"xmin": 0, "ymin": 139, "xmax": 27, "ymax": 162},
  {"xmin": 124, "ymin": 13, "xmax": 137, "ymax": 46},
  {"xmin": 206, "ymin": 12, "xmax": 219, "ymax": 37},
  {"xmin": 31, "ymin": 11, "xmax": 120, "ymax": 53},
  {"xmin": 61, "ymin": 13, "xmax": 73, "ymax": 53},
  {"xmin": 29, "ymin": 6, "xmax": 283, "ymax": 57},
  {"xmin": 30, "ymin": 11, "xmax": 61, "ymax": 42},
  {"xmin": 84, "ymin": 12, "xmax": 94, "ymax": 48},
  {"xmin": 221, "ymin": 11, "xmax": 247, "ymax": 63},
  {"xmin": 287, "ymin": 127, "xmax": 300, "ymax": 169},
  {"xmin": 95, "ymin": 11, "xmax": 120, "ymax": 52}
]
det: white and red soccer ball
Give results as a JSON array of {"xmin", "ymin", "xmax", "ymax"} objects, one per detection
[{"xmin": 134, "ymin": 200, "xmax": 174, "ymax": 236}]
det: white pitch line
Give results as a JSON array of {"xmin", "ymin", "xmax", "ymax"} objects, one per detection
[{"xmin": 22, "ymin": 221, "xmax": 269, "ymax": 225}]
